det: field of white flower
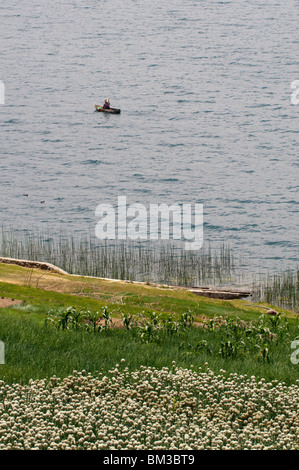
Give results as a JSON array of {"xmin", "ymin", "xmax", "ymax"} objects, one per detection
[{"xmin": 0, "ymin": 362, "xmax": 298, "ymax": 450}]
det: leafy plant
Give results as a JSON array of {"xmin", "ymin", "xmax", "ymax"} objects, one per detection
[
  {"xmin": 149, "ymin": 311, "xmax": 162, "ymax": 326},
  {"xmin": 84, "ymin": 310, "xmax": 103, "ymax": 334},
  {"xmin": 137, "ymin": 322, "xmax": 157, "ymax": 343},
  {"xmin": 162, "ymin": 315, "xmax": 179, "ymax": 336},
  {"xmin": 122, "ymin": 312, "xmax": 133, "ymax": 330},
  {"xmin": 179, "ymin": 310, "xmax": 194, "ymax": 330},
  {"xmin": 102, "ymin": 307, "xmax": 112, "ymax": 331},
  {"xmin": 45, "ymin": 306, "xmax": 77, "ymax": 331},
  {"xmin": 219, "ymin": 339, "xmax": 238, "ymax": 359}
]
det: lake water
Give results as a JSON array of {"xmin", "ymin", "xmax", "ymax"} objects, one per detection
[{"xmin": 1, "ymin": 0, "xmax": 298, "ymax": 279}]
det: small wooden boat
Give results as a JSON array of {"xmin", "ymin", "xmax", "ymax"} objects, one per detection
[{"xmin": 94, "ymin": 104, "xmax": 121, "ymax": 114}]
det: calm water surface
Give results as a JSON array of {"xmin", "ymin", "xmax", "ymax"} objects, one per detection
[{"xmin": 1, "ymin": 0, "xmax": 298, "ymax": 278}]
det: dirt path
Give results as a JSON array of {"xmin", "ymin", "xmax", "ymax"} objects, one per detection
[{"xmin": 0, "ymin": 297, "xmax": 22, "ymax": 308}]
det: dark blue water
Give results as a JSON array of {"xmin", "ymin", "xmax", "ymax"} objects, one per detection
[{"xmin": 1, "ymin": 0, "xmax": 298, "ymax": 278}]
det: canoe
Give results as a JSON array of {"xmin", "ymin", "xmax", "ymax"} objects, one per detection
[{"xmin": 94, "ymin": 104, "xmax": 121, "ymax": 114}]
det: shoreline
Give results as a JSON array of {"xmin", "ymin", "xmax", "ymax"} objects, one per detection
[{"xmin": 0, "ymin": 256, "xmax": 252, "ymax": 300}]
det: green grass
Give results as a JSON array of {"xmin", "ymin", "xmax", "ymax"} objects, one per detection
[
  {"xmin": 0, "ymin": 270, "xmax": 260, "ymax": 320},
  {"xmin": 0, "ymin": 262, "xmax": 298, "ymax": 386},
  {"xmin": 0, "ymin": 308, "xmax": 298, "ymax": 386},
  {"xmin": 0, "ymin": 276, "xmax": 294, "ymax": 325}
]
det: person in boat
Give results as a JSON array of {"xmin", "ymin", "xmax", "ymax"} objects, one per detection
[{"xmin": 103, "ymin": 98, "xmax": 110, "ymax": 109}]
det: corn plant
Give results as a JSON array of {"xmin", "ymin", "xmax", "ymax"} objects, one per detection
[
  {"xmin": 83, "ymin": 310, "xmax": 103, "ymax": 334},
  {"xmin": 122, "ymin": 313, "xmax": 133, "ymax": 331},
  {"xmin": 260, "ymin": 345, "xmax": 270, "ymax": 363},
  {"xmin": 162, "ymin": 315, "xmax": 179, "ymax": 336},
  {"xmin": 148, "ymin": 311, "xmax": 162, "ymax": 326},
  {"xmin": 179, "ymin": 311, "xmax": 194, "ymax": 330},
  {"xmin": 102, "ymin": 307, "xmax": 112, "ymax": 331},
  {"xmin": 46, "ymin": 307, "xmax": 76, "ymax": 331},
  {"xmin": 219, "ymin": 339, "xmax": 238, "ymax": 359},
  {"xmin": 193, "ymin": 339, "xmax": 211, "ymax": 354},
  {"xmin": 70, "ymin": 308, "xmax": 83, "ymax": 331},
  {"xmin": 257, "ymin": 313, "xmax": 290, "ymax": 342},
  {"xmin": 137, "ymin": 322, "xmax": 157, "ymax": 343}
]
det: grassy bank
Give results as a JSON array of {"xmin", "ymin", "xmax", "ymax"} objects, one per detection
[{"xmin": 1, "ymin": 229, "xmax": 298, "ymax": 311}]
